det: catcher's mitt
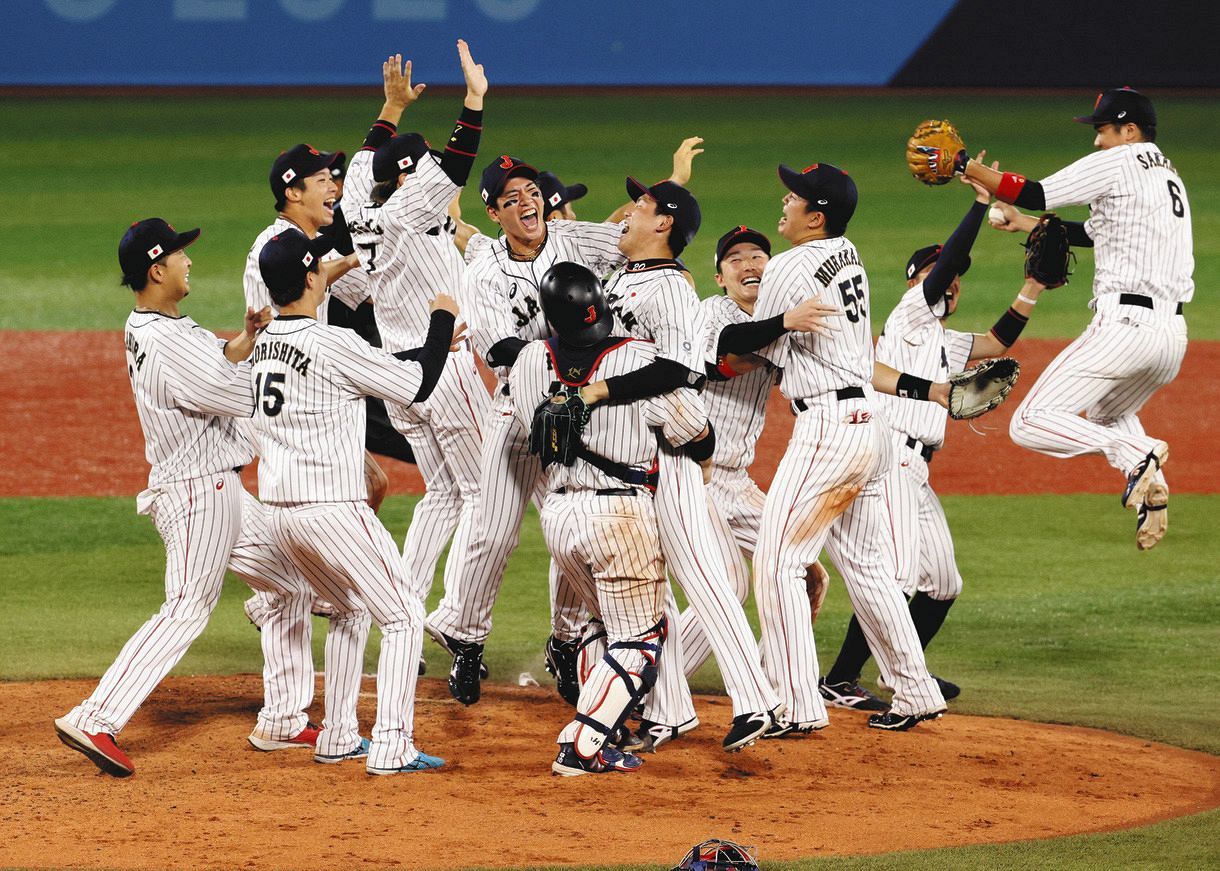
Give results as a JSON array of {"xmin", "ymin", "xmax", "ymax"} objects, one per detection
[
  {"xmin": 947, "ymin": 357, "xmax": 1020, "ymax": 421},
  {"xmin": 906, "ymin": 119, "xmax": 967, "ymax": 186},
  {"xmin": 528, "ymin": 390, "xmax": 591, "ymax": 468},
  {"xmin": 1023, "ymin": 212, "xmax": 1075, "ymax": 289}
]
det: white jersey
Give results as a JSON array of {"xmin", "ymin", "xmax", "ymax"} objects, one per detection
[
  {"xmin": 244, "ymin": 217, "xmax": 369, "ymax": 323},
  {"xmin": 700, "ymin": 294, "xmax": 776, "ymax": 471},
  {"xmin": 754, "ymin": 236, "xmax": 873, "ymax": 399},
  {"xmin": 1040, "ymin": 143, "xmax": 1193, "ymax": 304},
  {"xmin": 345, "ymin": 151, "xmax": 465, "ymax": 351},
  {"xmin": 508, "ymin": 338, "xmax": 707, "ymax": 494},
  {"xmin": 874, "ymin": 282, "xmax": 975, "ymax": 449},
  {"xmin": 604, "ymin": 260, "xmax": 704, "ymax": 371},
  {"xmin": 123, "ymin": 310, "xmax": 255, "ymax": 488},
  {"xmin": 465, "ymin": 220, "xmax": 626, "ymax": 387},
  {"xmin": 250, "ymin": 316, "xmax": 426, "ymax": 503}
]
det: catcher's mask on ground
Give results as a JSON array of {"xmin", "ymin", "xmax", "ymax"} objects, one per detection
[
  {"xmin": 671, "ymin": 838, "xmax": 759, "ymax": 871},
  {"xmin": 538, "ymin": 261, "xmax": 613, "ymax": 348}
]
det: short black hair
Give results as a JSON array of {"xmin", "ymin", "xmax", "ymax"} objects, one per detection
[
  {"xmin": 803, "ymin": 201, "xmax": 847, "ymax": 238},
  {"xmin": 266, "ymin": 260, "xmax": 319, "ymax": 307},
  {"xmin": 1137, "ymin": 122, "xmax": 1158, "ymax": 142},
  {"xmin": 370, "ymin": 179, "xmax": 396, "ymax": 207},
  {"xmin": 274, "ymin": 176, "xmax": 307, "ymax": 212},
  {"xmin": 121, "ymin": 271, "xmax": 148, "ymax": 291},
  {"xmin": 667, "ymin": 232, "xmax": 688, "ymax": 258}
]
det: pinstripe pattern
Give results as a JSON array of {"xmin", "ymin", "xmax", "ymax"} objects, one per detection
[
  {"xmin": 700, "ymin": 295, "xmax": 777, "ymax": 470},
  {"xmin": 245, "ymin": 217, "xmax": 368, "ymax": 321},
  {"xmin": 1040, "ymin": 143, "xmax": 1193, "ymax": 304},
  {"xmin": 883, "ymin": 446, "xmax": 963, "ymax": 600}
]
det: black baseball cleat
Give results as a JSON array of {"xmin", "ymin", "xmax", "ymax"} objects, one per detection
[
  {"xmin": 440, "ymin": 634, "xmax": 486, "ymax": 706},
  {"xmin": 552, "ymin": 743, "xmax": 643, "ymax": 776},
  {"xmin": 723, "ymin": 709, "xmax": 774, "ymax": 752},
  {"xmin": 543, "ymin": 634, "xmax": 581, "ymax": 707},
  {"xmin": 933, "ymin": 675, "xmax": 960, "ymax": 701},
  {"xmin": 867, "ymin": 708, "xmax": 946, "ymax": 731},
  {"xmin": 818, "ymin": 678, "xmax": 889, "ymax": 711},
  {"xmin": 1121, "ymin": 441, "xmax": 1168, "ymax": 509},
  {"xmin": 428, "ymin": 626, "xmax": 489, "ymax": 680}
]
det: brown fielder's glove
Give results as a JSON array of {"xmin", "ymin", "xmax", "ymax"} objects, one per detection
[
  {"xmin": 528, "ymin": 390, "xmax": 591, "ymax": 468},
  {"xmin": 906, "ymin": 119, "xmax": 968, "ymax": 186},
  {"xmin": 1024, "ymin": 212, "xmax": 1075, "ymax": 289},
  {"xmin": 947, "ymin": 357, "xmax": 1021, "ymax": 420}
]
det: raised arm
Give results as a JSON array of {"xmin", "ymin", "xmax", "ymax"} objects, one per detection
[{"xmin": 604, "ymin": 137, "xmax": 705, "ymax": 223}]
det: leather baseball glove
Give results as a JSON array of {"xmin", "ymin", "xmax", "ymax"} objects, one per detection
[
  {"xmin": 528, "ymin": 390, "xmax": 591, "ymax": 468},
  {"xmin": 906, "ymin": 119, "xmax": 968, "ymax": 186},
  {"xmin": 1024, "ymin": 212, "xmax": 1075, "ymax": 289},
  {"xmin": 947, "ymin": 357, "xmax": 1020, "ymax": 420}
]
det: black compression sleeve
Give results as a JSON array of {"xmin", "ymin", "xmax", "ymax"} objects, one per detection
[
  {"xmin": 685, "ymin": 422, "xmax": 715, "ymax": 462},
  {"xmin": 716, "ymin": 314, "xmax": 787, "ymax": 356},
  {"xmin": 923, "ymin": 201, "xmax": 987, "ymax": 306},
  {"xmin": 604, "ymin": 358, "xmax": 689, "ymax": 402},
  {"xmin": 1013, "ymin": 180, "xmax": 1046, "ymax": 211},
  {"xmin": 407, "ymin": 310, "xmax": 456, "ymax": 402},
  {"xmin": 361, "ymin": 119, "xmax": 398, "ymax": 153},
  {"xmin": 1064, "ymin": 220, "xmax": 1094, "ymax": 247},
  {"xmin": 438, "ymin": 107, "xmax": 483, "ymax": 186},
  {"xmin": 485, "ymin": 336, "xmax": 527, "ymax": 369}
]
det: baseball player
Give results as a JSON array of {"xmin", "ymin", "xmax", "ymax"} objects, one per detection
[
  {"xmin": 508, "ymin": 262, "xmax": 712, "ymax": 775},
  {"xmin": 751, "ymin": 162, "xmax": 947, "ymax": 733},
  {"xmin": 821, "ymin": 173, "xmax": 1050, "ymax": 710},
  {"xmin": 54, "ymin": 220, "xmax": 327, "ymax": 778},
  {"xmin": 537, "ymin": 171, "xmax": 587, "ymax": 221},
  {"xmin": 342, "ymin": 43, "xmax": 492, "ymax": 616},
  {"xmin": 575, "ymin": 177, "xmax": 787, "ymax": 752},
  {"xmin": 250, "ymin": 228, "xmax": 459, "ymax": 774},
  {"xmin": 962, "ymin": 87, "xmax": 1191, "ymax": 549},
  {"xmin": 423, "ymin": 153, "xmax": 630, "ymax": 705}
]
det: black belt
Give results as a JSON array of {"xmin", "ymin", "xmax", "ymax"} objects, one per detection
[
  {"xmin": 904, "ymin": 436, "xmax": 935, "ymax": 464},
  {"xmin": 232, "ymin": 466, "xmax": 245, "ymax": 473},
  {"xmin": 1119, "ymin": 293, "xmax": 1183, "ymax": 315},
  {"xmin": 553, "ymin": 487, "xmax": 645, "ymax": 497},
  {"xmin": 793, "ymin": 386, "xmax": 865, "ymax": 412}
]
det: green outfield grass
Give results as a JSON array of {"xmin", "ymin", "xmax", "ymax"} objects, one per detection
[
  {"xmin": 3, "ymin": 493, "xmax": 1218, "ymax": 870},
  {"xmin": 1, "ymin": 92, "xmax": 1216, "ymax": 337}
]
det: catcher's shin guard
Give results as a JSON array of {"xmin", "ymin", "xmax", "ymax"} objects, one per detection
[{"xmin": 572, "ymin": 618, "xmax": 665, "ymax": 759}]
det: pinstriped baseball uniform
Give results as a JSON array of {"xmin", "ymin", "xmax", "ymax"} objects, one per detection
[
  {"xmin": 250, "ymin": 315, "xmax": 435, "ymax": 770},
  {"xmin": 604, "ymin": 261, "xmax": 781, "ymax": 721},
  {"xmin": 753, "ymin": 237, "xmax": 944, "ymax": 726},
  {"xmin": 425, "ymin": 221, "xmax": 626, "ymax": 646},
  {"xmin": 508, "ymin": 337, "xmax": 708, "ymax": 753},
  {"xmin": 874, "ymin": 282, "xmax": 975, "ymax": 599},
  {"xmin": 678, "ymin": 294, "xmax": 777, "ymax": 675},
  {"xmin": 62, "ymin": 311, "xmax": 321, "ymax": 744},
  {"xmin": 344, "ymin": 149, "xmax": 491, "ymax": 603},
  {"xmin": 1009, "ymin": 143, "xmax": 1191, "ymax": 481},
  {"xmin": 245, "ymin": 218, "xmax": 369, "ymax": 321}
]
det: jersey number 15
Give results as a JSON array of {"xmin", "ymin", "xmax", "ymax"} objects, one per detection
[{"xmin": 254, "ymin": 372, "xmax": 285, "ymax": 417}]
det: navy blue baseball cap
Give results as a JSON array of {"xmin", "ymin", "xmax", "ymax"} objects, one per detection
[
  {"xmin": 778, "ymin": 162, "xmax": 858, "ymax": 234},
  {"xmin": 373, "ymin": 134, "xmax": 431, "ymax": 182},
  {"xmin": 715, "ymin": 225, "xmax": 771, "ymax": 270},
  {"xmin": 258, "ymin": 229, "xmax": 332, "ymax": 296},
  {"xmin": 1074, "ymin": 87, "xmax": 1156, "ymax": 127},
  {"xmin": 480, "ymin": 154, "xmax": 539, "ymax": 205},
  {"xmin": 270, "ymin": 143, "xmax": 341, "ymax": 202},
  {"xmin": 905, "ymin": 244, "xmax": 970, "ymax": 281},
  {"xmin": 330, "ymin": 151, "xmax": 347, "ymax": 180},
  {"xmin": 118, "ymin": 218, "xmax": 200, "ymax": 280},
  {"xmin": 625, "ymin": 177, "xmax": 701, "ymax": 253},
  {"xmin": 537, "ymin": 171, "xmax": 588, "ymax": 217}
]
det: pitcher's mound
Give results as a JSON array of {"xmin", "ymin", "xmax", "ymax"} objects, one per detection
[{"xmin": 17, "ymin": 675, "xmax": 1220, "ymax": 869}]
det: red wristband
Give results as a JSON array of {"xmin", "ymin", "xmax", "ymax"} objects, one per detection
[
  {"xmin": 716, "ymin": 357, "xmax": 741, "ymax": 379},
  {"xmin": 996, "ymin": 172, "xmax": 1028, "ymax": 204}
]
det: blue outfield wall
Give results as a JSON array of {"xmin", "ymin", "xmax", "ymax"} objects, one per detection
[{"xmin": 5, "ymin": 0, "xmax": 957, "ymax": 86}]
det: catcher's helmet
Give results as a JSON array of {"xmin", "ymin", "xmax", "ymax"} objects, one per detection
[
  {"xmin": 538, "ymin": 261, "xmax": 613, "ymax": 348},
  {"xmin": 671, "ymin": 839, "xmax": 759, "ymax": 871}
]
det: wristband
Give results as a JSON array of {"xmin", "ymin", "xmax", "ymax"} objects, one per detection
[
  {"xmin": 995, "ymin": 172, "xmax": 1028, "ymax": 204},
  {"xmin": 1017, "ymin": 294, "xmax": 1039, "ymax": 306},
  {"xmin": 715, "ymin": 357, "xmax": 741, "ymax": 380},
  {"xmin": 896, "ymin": 373, "xmax": 933, "ymax": 401},
  {"xmin": 686, "ymin": 423, "xmax": 716, "ymax": 463},
  {"xmin": 989, "ymin": 307, "xmax": 1029, "ymax": 348}
]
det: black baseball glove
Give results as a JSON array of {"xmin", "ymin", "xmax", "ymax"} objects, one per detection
[
  {"xmin": 528, "ymin": 390, "xmax": 591, "ymax": 468},
  {"xmin": 1024, "ymin": 213, "xmax": 1075, "ymax": 289},
  {"xmin": 947, "ymin": 357, "xmax": 1020, "ymax": 420}
]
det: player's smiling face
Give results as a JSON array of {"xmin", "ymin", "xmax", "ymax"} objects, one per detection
[
  {"xmin": 157, "ymin": 249, "xmax": 192, "ymax": 300},
  {"xmin": 292, "ymin": 169, "xmax": 338, "ymax": 228},
  {"xmin": 778, "ymin": 191, "xmax": 811, "ymax": 242},
  {"xmin": 489, "ymin": 177, "xmax": 545, "ymax": 246},
  {"xmin": 716, "ymin": 242, "xmax": 769, "ymax": 307},
  {"xmin": 618, "ymin": 195, "xmax": 667, "ymax": 256}
]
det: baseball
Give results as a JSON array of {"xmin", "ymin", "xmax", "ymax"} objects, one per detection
[{"xmin": 989, "ymin": 205, "xmax": 1007, "ymax": 226}]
